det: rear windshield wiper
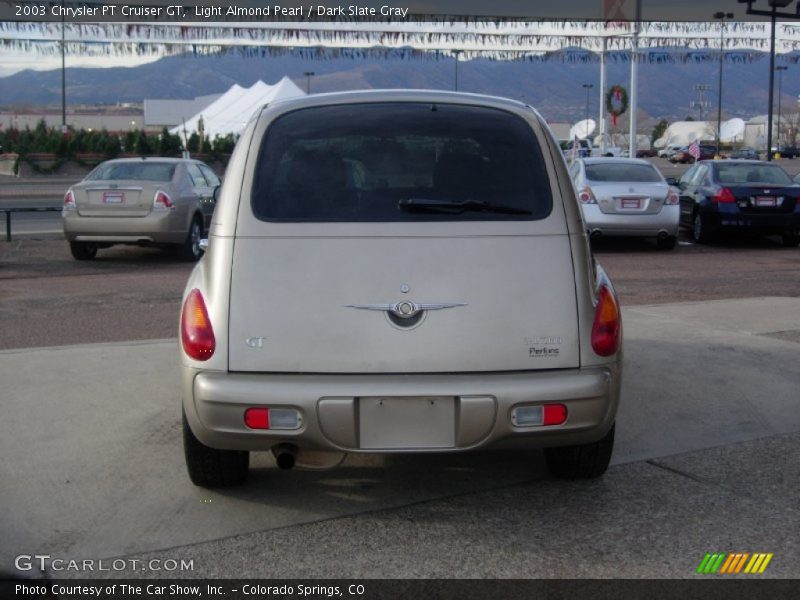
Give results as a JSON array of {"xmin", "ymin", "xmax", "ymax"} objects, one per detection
[{"xmin": 398, "ymin": 198, "xmax": 532, "ymax": 215}]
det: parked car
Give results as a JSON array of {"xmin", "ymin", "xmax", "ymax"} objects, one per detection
[
  {"xmin": 636, "ymin": 148, "xmax": 657, "ymax": 158},
  {"xmin": 730, "ymin": 147, "xmax": 761, "ymax": 160},
  {"xmin": 772, "ymin": 145, "xmax": 800, "ymax": 159},
  {"xmin": 675, "ymin": 160, "xmax": 800, "ymax": 246},
  {"xmin": 62, "ymin": 157, "xmax": 220, "ymax": 260},
  {"xmin": 671, "ymin": 144, "xmax": 716, "ymax": 164},
  {"xmin": 658, "ymin": 144, "xmax": 681, "ymax": 159},
  {"xmin": 179, "ymin": 90, "xmax": 623, "ymax": 488},
  {"xmin": 569, "ymin": 157, "xmax": 680, "ymax": 249}
]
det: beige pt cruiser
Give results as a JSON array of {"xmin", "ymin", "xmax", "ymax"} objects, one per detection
[{"xmin": 179, "ymin": 90, "xmax": 623, "ymax": 488}]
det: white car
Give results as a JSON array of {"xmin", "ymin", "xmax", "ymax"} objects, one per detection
[{"xmin": 179, "ymin": 90, "xmax": 623, "ymax": 487}]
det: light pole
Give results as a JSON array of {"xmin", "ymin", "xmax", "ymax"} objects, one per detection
[
  {"xmin": 304, "ymin": 71, "xmax": 315, "ymax": 94},
  {"xmin": 713, "ymin": 11, "xmax": 734, "ymax": 157},
  {"xmin": 60, "ymin": 0, "xmax": 66, "ymax": 135},
  {"xmin": 776, "ymin": 66, "xmax": 788, "ymax": 150},
  {"xmin": 453, "ymin": 50, "xmax": 463, "ymax": 91},
  {"xmin": 582, "ymin": 84, "xmax": 593, "ymax": 137}
]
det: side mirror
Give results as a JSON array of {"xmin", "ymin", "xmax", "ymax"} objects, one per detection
[{"xmin": 212, "ymin": 184, "xmax": 221, "ymax": 202}]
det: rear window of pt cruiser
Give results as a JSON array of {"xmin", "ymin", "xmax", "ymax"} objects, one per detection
[{"xmin": 251, "ymin": 102, "xmax": 553, "ymax": 222}]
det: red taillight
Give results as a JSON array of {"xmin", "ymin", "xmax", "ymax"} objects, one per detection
[
  {"xmin": 181, "ymin": 289, "xmax": 215, "ymax": 361},
  {"xmin": 244, "ymin": 408, "xmax": 270, "ymax": 430},
  {"xmin": 543, "ymin": 404, "xmax": 568, "ymax": 426},
  {"xmin": 591, "ymin": 285, "xmax": 621, "ymax": 357},
  {"xmin": 63, "ymin": 190, "xmax": 75, "ymax": 208},
  {"xmin": 153, "ymin": 190, "xmax": 174, "ymax": 210},
  {"xmin": 665, "ymin": 190, "xmax": 680, "ymax": 205},
  {"xmin": 578, "ymin": 187, "xmax": 596, "ymax": 204},
  {"xmin": 712, "ymin": 187, "xmax": 736, "ymax": 203}
]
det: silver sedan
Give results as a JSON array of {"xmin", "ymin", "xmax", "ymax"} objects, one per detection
[
  {"xmin": 569, "ymin": 157, "xmax": 680, "ymax": 249},
  {"xmin": 62, "ymin": 157, "xmax": 220, "ymax": 260}
]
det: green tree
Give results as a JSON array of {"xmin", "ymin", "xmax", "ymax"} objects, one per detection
[
  {"xmin": 651, "ymin": 119, "xmax": 669, "ymax": 145},
  {"xmin": 134, "ymin": 130, "xmax": 151, "ymax": 155},
  {"xmin": 187, "ymin": 132, "xmax": 200, "ymax": 153}
]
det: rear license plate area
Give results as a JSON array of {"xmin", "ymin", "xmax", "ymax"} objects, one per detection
[
  {"xmin": 103, "ymin": 192, "xmax": 124, "ymax": 204},
  {"xmin": 754, "ymin": 196, "xmax": 776, "ymax": 207},
  {"xmin": 359, "ymin": 396, "xmax": 455, "ymax": 449},
  {"xmin": 619, "ymin": 198, "xmax": 642, "ymax": 209}
]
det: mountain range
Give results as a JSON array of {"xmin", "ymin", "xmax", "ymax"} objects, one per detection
[{"xmin": 0, "ymin": 50, "xmax": 796, "ymax": 125}]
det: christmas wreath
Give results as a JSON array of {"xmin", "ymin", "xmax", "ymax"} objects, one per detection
[{"xmin": 606, "ymin": 85, "xmax": 628, "ymax": 127}]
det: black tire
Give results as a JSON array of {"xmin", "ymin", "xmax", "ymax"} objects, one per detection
[
  {"xmin": 69, "ymin": 241, "xmax": 98, "ymax": 261},
  {"xmin": 656, "ymin": 235, "xmax": 677, "ymax": 250},
  {"xmin": 177, "ymin": 216, "xmax": 204, "ymax": 261},
  {"xmin": 692, "ymin": 212, "xmax": 714, "ymax": 244},
  {"xmin": 183, "ymin": 410, "xmax": 249, "ymax": 488},
  {"xmin": 545, "ymin": 424, "xmax": 615, "ymax": 480},
  {"xmin": 782, "ymin": 233, "xmax": 800, "ymax": 248}
]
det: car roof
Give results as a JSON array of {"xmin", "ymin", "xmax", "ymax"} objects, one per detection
[
  {"xmin": 264, "ymin": 89, "xmax": 531, "ymax": 113},
  {"xmin": 99, "ymin": 157, "xmax": 192, "ymax": 165},
  {"xmin": 582, "ymin": 157, "xmax": 654, "ymax": 166}
]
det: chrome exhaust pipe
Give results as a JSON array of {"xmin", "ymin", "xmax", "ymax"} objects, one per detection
[
  {"xmin": 657, "ymin": 230, "xmax": 669, "ymax": 239},
  {"xmin": 590, "ymin": 229, "xmax": 602, "ymax": 240},
  {"xmin": 271, "ymin": 443, "xmax": 297, "ymax": 470}
]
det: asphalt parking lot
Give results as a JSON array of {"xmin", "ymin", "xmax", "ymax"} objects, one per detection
[{"xmin": 1, "ymin": 166, "xmax": 799, "ymax": 581}]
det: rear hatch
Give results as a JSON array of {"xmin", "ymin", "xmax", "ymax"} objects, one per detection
[
  {"xmin": 74, "ymin": 161, "xmax": 176, "ymax": 217},
  {"xmin": 228, "ymin": 101, "xmax": 580, "ymax": 374}
]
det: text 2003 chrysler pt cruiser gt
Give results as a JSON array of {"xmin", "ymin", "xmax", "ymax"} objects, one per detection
[{"xmin": 179, "ymin": 90, "xmax": 623, "ymax": 487}]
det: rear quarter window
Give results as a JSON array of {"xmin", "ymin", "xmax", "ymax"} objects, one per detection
[{"xmin": 251, "ymin": 102, "xmax": 553, "ymax": 222}]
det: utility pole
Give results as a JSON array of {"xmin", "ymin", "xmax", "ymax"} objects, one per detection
[
  {"xmin": 304, "ymin": 71, "xmax": 315, "ymax": 94},
  {"xmin": 776, "ymin": 66, "xmax": 788, "ymax": 149},
  {"xmin": 582, "ymin": 84, "xmax": 594, "ymax": 136},
  {"xmin": 713, "ymin": 11, "xmax": 734, "ymax": 157},
  {"xmin": 453, "ymin": 50, "xmax": 463, "ymax": 91},
  {"xmin": 691, "ymin": 84, "xmax": 712, "ymax": 120}
]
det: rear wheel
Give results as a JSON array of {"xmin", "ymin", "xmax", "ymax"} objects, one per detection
[
  {"xmin": 656, "ymin": 235, "xmax": 677, "ymax": 250},
  {"xmin": 692, "ymin": 213, "xmax": 714, "ymax": 244},
  {"xmin": 183, "ymin": 410, "xmax": 249, "ymax": 488},
  {"xmin": 177, "ymin": 216, "xmax": 204, "ymax": 261},
  {"xmin": 782, "ymin": 233, "xmax": 800, "ymax": 248},
  {"xmin": 69, "ymin": 241, "xmax": 98, "ymax": 261},
  {"xmin": 545, "ymin": 424, "xmax": 615, "ymax": 479}
]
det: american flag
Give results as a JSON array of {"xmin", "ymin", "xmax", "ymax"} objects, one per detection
[{"xmin": 688, "ymin": 139, "xmax": 701, "ymax": 160}]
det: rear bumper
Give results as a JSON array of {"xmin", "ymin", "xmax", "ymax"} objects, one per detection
[
  {"xmin": 182, "ymin": 365, "xmax": 622, "ymax": 453},
  {"xmin": 582, "ymin": 204, "xmax": 680, "ymax": 237},
  {"xmin": 704, "ymin": 209, "xmax": 800, "ymax": 234},
  {"xmin": 62, "ymin": 209, "xmax": 188, "ymax": 244}
]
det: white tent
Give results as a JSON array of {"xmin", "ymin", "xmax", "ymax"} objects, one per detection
[
  {"xmin": 653, "ymin": 121, "xmax": 715, "ymax": 148},
  {"xmin": 171, "ymin": 76, "xmax": 305, "ymax": 139}
]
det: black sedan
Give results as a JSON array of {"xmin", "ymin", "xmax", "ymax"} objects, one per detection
[{"xmin": 674, "ymin": 160, "xmax": 800, "ymax": 246}]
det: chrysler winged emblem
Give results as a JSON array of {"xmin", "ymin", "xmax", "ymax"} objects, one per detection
[{"xmin": 345, "ymin": 301, "xmax": 466, "ymax": 319}]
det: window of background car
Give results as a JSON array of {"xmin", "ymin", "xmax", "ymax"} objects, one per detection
[
  {"xmin": 198, "ymin": 164, "xmax": 220, "ymax": 187},
  {"xmin": 713, "ymin": 163, "xmax": 792, "ymax": 185},
  {"xmin": 186, "ymin": 163, "xmax": 208, "ymax": 188},
  {"xmin": 584, "ymin": 163, "xmax": 662, "ymax": 183},
  {"xmin": 86, "ymin": 162, "xmax": 176, "ymax": 182},
  {"xmin": 251, "ymin": 102, "xmax": 553, "ymax": 222}
]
